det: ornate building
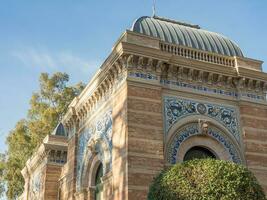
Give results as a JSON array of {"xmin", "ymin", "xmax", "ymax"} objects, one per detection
[{"xmin": 20, "ymin": 16, "xmax": 267, "ymax": 200}]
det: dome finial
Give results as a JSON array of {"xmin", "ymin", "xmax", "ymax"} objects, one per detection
[{"xmin": 152, "ymin": 0, "xmax": 156, "ymax": 17}]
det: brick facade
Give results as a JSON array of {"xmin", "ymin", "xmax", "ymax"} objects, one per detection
[
  {"xmin": 20, "ymin": 16, "xmax": 267, "ymax": 199},
  {"xmin": 240, "ymin": 103, "xmax": 267, "ymax": 192}
]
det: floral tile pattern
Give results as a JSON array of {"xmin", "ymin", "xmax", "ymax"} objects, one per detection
[
  {"xmin": 128, "ymin": 71, "xmax": 265, "ymax": 102},
  {"xmin": 167, "ymin": 123, "xmax": 241, "ymax": 164},
  {"xmin": 76, "ymin": 110, "xmax": 112, "ymax": 190},
  {"xmin": 164, "ymin": 97, "xmax": 240, "ymax": 142}
]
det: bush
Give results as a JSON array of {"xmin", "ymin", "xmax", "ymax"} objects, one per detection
[{"xmin": 147, "ymin": 159, "xmax": 266, "ymax": 200}]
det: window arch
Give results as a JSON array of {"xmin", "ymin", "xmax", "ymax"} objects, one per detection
[
  {"xmin": 183, "ymin": 146, "xmax": 216, "ymax": 161},
  {"xmin": 95, "ymin": 163, "xmax": 103, "ymax": 200},
  {"xmin": 166, "ymin": 122, "xmax": 243, "ymax": 164}
]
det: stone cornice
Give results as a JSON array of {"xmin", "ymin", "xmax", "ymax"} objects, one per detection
[
  {"xmin": 61, "ymin": 30, "xmax": 267, "ymax": 133},
  {"xmin": 238, "ymin": 67, "xmax": 267, "ymax": 81},
  {"xmin": 22, "ymin": 135, "xmax": 68, "ymax": 176},
  {"xmin": 127, "ymin": 54, "xmax": 265, "ymax": 88},
  {"xmin": 62, "ymin": 55, "xmax": 127, "ymax": 133},
  {"xmin": 121, "ymin": 42, "xmax": 239, "ymax": 76},
  {"xmin": 120, "ymin": 40, "xmax": 265, "ymax": 79},
  {"xmin": 122, "ymin": 30, "xmax": 263, "ymax": 71}
]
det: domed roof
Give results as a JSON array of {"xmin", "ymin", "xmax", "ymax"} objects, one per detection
[
  {"xmin": 51, "ymin": 123, "xmax": 67, "ymax": 137},
  {"xmin": 131, "ymin": 16, "xmax": 243, "ymax": 57}
]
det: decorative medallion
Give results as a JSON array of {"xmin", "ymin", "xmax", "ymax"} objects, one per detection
[{"xmin": 197, "ymin": 103, "xmax": 207, "ymax": 114}]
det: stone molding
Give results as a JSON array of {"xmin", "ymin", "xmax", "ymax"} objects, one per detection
[
  {"xmin": 126, "ymin": 54, "xmax": 267, "ymax": 103},
  {"xmin": 61, "ymin": 31, "xmax": 267, "ymax": 136},
  {"xmin": 63, "ymin": 61, "xmax": 126, "ymax": 138},
  {"xmin": 175, "ymin": 135, "xmax": 231, "ymax": 162},
  {"xmin": 166, "ymin": 122, "xmax": 243, "ymax": 164}
]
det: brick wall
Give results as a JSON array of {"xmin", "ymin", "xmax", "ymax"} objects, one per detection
[
  {"xmin": 44, "ymin": 164, "xmax": 62, "ymax": 199},
  {"xmin": 240, "ymin": 103, "xmax": 267, "ymax": 194},
  {"xmin": 110, "ymin": 83, "xmax": 128, "ymax": 200},
  {"xmin": 127, "ymin": 83, "xmax": 164, "ymax": 200},
  {"xmin": 60, "ymin": 134, "xmax": 78, "ymax": 199}
]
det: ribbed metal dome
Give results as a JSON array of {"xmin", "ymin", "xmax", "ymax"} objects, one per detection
[{"xmin": 131, "ymin": 16, "xmax": 243, "ymax": 57}]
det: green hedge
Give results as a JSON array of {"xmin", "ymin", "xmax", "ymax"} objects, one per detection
[{"xmin": 147, "ymin": 159, "xmax": 266, "ymax": 200}]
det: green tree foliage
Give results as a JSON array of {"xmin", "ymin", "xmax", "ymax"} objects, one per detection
[
  {"xmin": 0, "ymin": 153, "xmax": 6, "ymax": 198},
  {"xmin": 28, "ymin": 72, "xmax": 84, "ymax": 148},
  {"xmin": 3, "ymin": 72, "xmax": 84, "ymax": 199},
  {"xmin": 148, "ymin": 159, "xmax": 266, "ymax": 200},
  {"xmin": 5, "ymin": 120, "xmax": 32, "ymax": 199}
]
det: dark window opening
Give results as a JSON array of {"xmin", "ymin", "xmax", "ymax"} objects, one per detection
[
  {"xmin": 95, "ymin": 163, "xmax": 103, "ymax": 200},
  {"xmin": 183, "ymin": 146, "xmax": 216, "ymax": 161}
]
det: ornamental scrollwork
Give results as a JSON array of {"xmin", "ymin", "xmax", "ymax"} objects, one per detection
[
  {"xmin": 76, "ymin": 110, "xmax": 112, "ymax": 190},
  {"xmin": 166, "ymin": 123, "xmax": 241, "ymax": 164},
  {"xmin": 77, "ymin": 128, "xmax": 93, "ymax": 184},
  {"xmin": 164, "ymin": 97, "xmax": 240, "ymax": 142}
]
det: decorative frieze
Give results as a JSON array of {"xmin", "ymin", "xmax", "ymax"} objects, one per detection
[
  {"xmin": 126, "ymin": 54, "xmax": 267, "ymax": 103},
  {"xmin": 48, "ymin": 150, "xmax": 67, "ymax": 165},
  {"xmin": 161, "ymin": 79, "xmax": 238, "ymax": 98},
  {"xmin": 63, "ymin": 52, "xmax": 267, "ymax": 137},
  {"xmin": 164, "ymin": 97, "xmax": 241, "ymax": 143},
  {"xmin": 64, "ymin": 74, "xmax": 124, "ymax": 137},
  {"xmin": 63, "ymin": 59, "xmax": 126, "ymax": 133}
]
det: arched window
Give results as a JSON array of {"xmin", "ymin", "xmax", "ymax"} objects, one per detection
[
  {"xmin": 183, "ymin": 146, "xmax": 216, "ymax": 161},
  {"xmin": 95, "ymin": 163, "xmax": 103, "ymax": 200}
]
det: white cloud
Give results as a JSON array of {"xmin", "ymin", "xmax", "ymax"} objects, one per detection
[{"xmin": 11, "ymin": 47, "xmax": 100, "ymax": 76}]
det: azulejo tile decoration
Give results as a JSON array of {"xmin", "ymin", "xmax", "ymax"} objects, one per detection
[
  {"xmin": 167, "ymin": 123, "xmax": 241, "ymax": 164},
  {"xmin": 76, "ymin": 127, "xmax": 93, "ymax": 188},
  {"xmin": 30, "ymin": 171, "xmax": 42, "ymax": 199},
  {"xmin": 95, "ymin": 110, "xmax": 113, "ymax": 150},
  {"xmin": 129, "ymin": 72, "xmax": 158, "ymax": 80},
  {"xmin": 76, "ymin": 110, "xmax": 112, "ymax": 190},
  {"xmin": 164, "ymin": 97, "xmax": 240, "ymax": 142},
  {"xmin": 128, "ymin": 71, "xmax": 266, "ymax": 102},
  {"xmin": 161, "ymin": 79, "xmax": 238, "ymax": 98},
  {"xmin": 67, "ymin": 74, "xmax": 125, "ymax": 139},
  {"xmin": 241, "ymin": 92, "xmax": 265, "ymax": 100}
]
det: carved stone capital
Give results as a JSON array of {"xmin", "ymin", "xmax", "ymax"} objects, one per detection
[
  {"xmin": 127, "ymin": 55, "xmax": 134, "ymax": 68},
  {"xmin": 187, "ymin": 68, "xmax": 194, "ymax": 81},
  {"xmin": 146, "ymin": 58, "xmax": 153, "ymax": 72},
  {"xmin": 156, "ymin": 60, "xmax": 163, "ymax": 74},
  {"xmin": 177, "ymin": 66, "xmax": 183, "ymax": 80},
  {"xmin": 137, "ymin": 56, "xmax": 144, "ymax": 70},
  {"xmin": 207, "ymin": 72, "xmax": 213, "ymax": 85},
  {"xmin": 197, "ymin": 71, "xmax": 203, "ymax": 83}
]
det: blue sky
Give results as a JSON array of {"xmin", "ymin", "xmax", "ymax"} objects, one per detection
[{"xmin": 0, "ymin": 0, "xmax": 267, "ymax": 153}]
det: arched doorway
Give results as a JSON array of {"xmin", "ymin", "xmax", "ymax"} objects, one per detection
[
  {"xmin": 183, "ymin": 146, "xmax": 216, "ymax": 161},
  {"xmin": 95, "ymin": 163, "xmax": 103, "ymax": 200}
]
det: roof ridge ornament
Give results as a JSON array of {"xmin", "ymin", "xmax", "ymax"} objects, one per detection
[
  {"xmin": 152, "ymin": 0, "xmax": 156, "ymax": 17},
  {"xmin": 153, "ymin": 15, "xmax": 201, "ymax": 29}
]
